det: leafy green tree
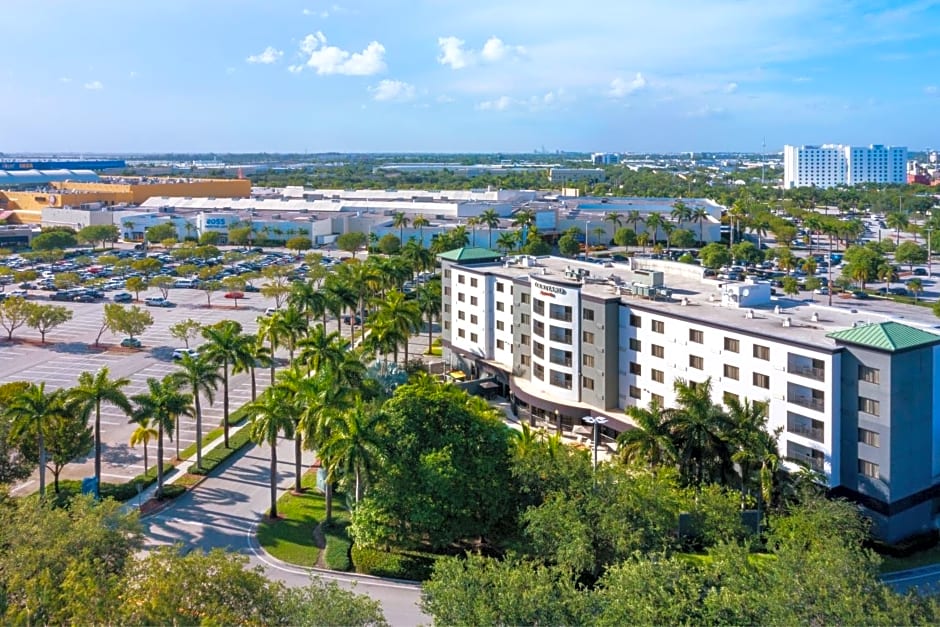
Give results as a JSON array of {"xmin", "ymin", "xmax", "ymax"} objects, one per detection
[
  {"xmin": 895, "ymin": 241, "xmax": 928, "ymax": 272},
  {"xmin": 131, "ymin": 376, "xmax": 191, "ymax": 496},
  {"xmin": 699, "ymin": 242, "xmax": 732, "ymax": 269},
  {"xmin": 131, "ymin": 257, "xmax": 162, "ymax": 276},
  {"xmin": 77, "ymin": 224, "xmax": 120, "ymax": 249},
  {"xmin": 171, "ymin": 354, "xmax": 221, "ymax": 471},
  {"xmin": 26, "ymin": 303, "xmax": 73, "ymax": 343},
  {"xmin": 37, "ymin": 407, "xmax": 93, "ymax": 494},
  {"xmin": 286, "ymin": 235, "xmax": 313, "ymax": 251},
  {"xmin": 201, "ymin": 320, "xmax": 254, "ymax": 448},
  {"xmin": 129, "ymin": 417, "xmax": 158, "ymax": 473},
  {"xmin": 781, "ymin": 276, "xmax": 800, "ymax": 297},
  {"xmin": 68, "ymin": 368, "xmax": 132, "ymax": 497},
  {"xmin": 200, "ymin": 278, "xmax": 222, "ymax": 307},
  {"xmin": 0, "ymin": 382, "xmax": 34, "ymax": 484},
  {"xmin": 198, "ymin": 230, "xmax": 221, "ymax": 246},
  {"xmin": 52, "ymin": 271, "xmax": 81, "ymax": 290},
  {"xmin": 0, "ymin": 295, "xmax": 31, "ymax": 341},
  {"xmin": 558, "ymin": 233, "xmax": 581, "ymax": 257},
  {"xmin": 144, "ymin": 222, "xmax": 178, "ymax": 244},
  {"xmin": 377, "ymin": 233, "xmax": 401, "ymax": 254},
  {"xmin": 279, "ymin": 578, "xmax": 389, "ymax": 627},
  {"xmin": 669, "ymin": 228, "xmax": 696, "ymax": 249},
  {"xmin": 613, "ymin": 227, "xmax": 638, "ymax": 247},
  {"xmin": 102, "ymin": 304, "xmax": 153, "ymax": 341},
  {"xmin": 169, "ymin": 318, "xmax": 202, "ymax": 348},
  {"xmin": 260, "ymin": 265, "xmax": 292, "ymax": 309},
  {"xmin": 125, "ymin": 276, "xmax": 147, "ymax": 301},
  {"xmin": 228, "ymin": 225, "xmax": 252, "ymax": 246},
  {"xmin": 843, "ymin": 244, "xmax": 884, "ymax": 288},
  {"xmin": 31, "ymin": 229, "xmax": 78, "ymax": 251},
  {"xmin": 908, "ymin": 277, "xmax": 924, "ymax": 303},
  {"xmin": 4, "ymin": 382, "xmax": 64, "ymax": 496},
  {"xmin": 337, "ymin": 231, "xmax": 368, "ymax": 258},
  {"xmin": 731, "ymin": 241, "xmax": 763, "ymax": 265},
  {"xmin": 149, "ymin": 275, "xmax": 173, "ymax": 300},
  {"xmin": 245, "ymin": 386, "xmax": 296, "ymax": 518}
]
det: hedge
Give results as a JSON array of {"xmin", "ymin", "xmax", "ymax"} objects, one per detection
[
  {"xmin": 187, "ymin": 423, "xmax": 253, "ymax": 476},
  {"xmin": 350, "ymin": 545, "xmax": 443, "ymax": 581},
  {"xmin": 323, "ymin": 520, "xmax": 353, "ymax": 571}
]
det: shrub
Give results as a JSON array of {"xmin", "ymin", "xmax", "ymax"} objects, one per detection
[
  {"xmin": 188, "ymin": 425, "xmax": 253, "ymax": 475},
  {"xmin": 158, "ymin": 484, "xmax": 186, "ymax": 500},
  {"xmin": 351, "ymin": 545, "xmax": 442, "ymax": 581},
  {"xmin": 324, "ymin": 520, "xmax": 353, "ymax": 571}
]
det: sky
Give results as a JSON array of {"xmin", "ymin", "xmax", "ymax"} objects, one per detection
[{"xmin": 2, "ymin": 0, "xmax": 940, "ymax": 154}]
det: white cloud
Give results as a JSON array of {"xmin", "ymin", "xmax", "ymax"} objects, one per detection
[
  {"xmin": 438, "ymin": 35, "xmax": 525, "ymax": 69},
  {"xmin": 438, "ymin": 36, "xmax": 471, "ymax": 69},
  {"xmin": 83, "ymin": 80, "xmax": 103, "ymax": 90},
  {"xmin": 724, "ymin": 81, "xmax": 738, "ymax": 93},
  {"xmin": 480, "ymin": 36, "xmax": 526, "ymax": 62},
  {"xmin": 608, "ymin": 73, "xmax": 646, "ymax": 97},
  {"xmin": 436, "ymin": 94, "xmax": 455, "ymax": 103},
  {"xmin": 477, "ymin": 95, "xmax": 513, "ymax": 111},
  {"xmin": 247, "ymin": 46, "xmax": 284, "ymax": 64},
  {"xmin": 59, "ymin": 77, "xmax": 72, "ymax": 83},
  {"xmin": 925, "ymin": 85, "xmax": 939, "ymax": 95},
  {"xmin": 370, "ymin": 79, "xmax": 416, "ymax": 102},
  {"xmin": 295, "ymin": 31, "xmax": 386, "ymax": 75}
]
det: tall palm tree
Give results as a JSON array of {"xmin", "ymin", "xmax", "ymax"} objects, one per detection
[
  {"xmin": 668, "ymin": 378, "xmax": 731, "ymax": 487},
  {"xmin": 323, "ymin": 275, "xmax": 356, "ymax": 336},
  {"xmin": 725, "ymin": 396, "xmax": 778, "ymax": 504},
  {"xmin": 512, "ymin": 210, "xmax": 536, "ymax": 246},
  {"xmin": 298, "ymin": 323, "xmax": 347, "ymax": 374},
  {"xmin": 401, "ymin": 241, "xmax": 433, "ymax": 280},
  {"xmin": 412, "ymin": 214, "xmax": 430, "ymax": 245},
  {"xmin": 617, "ymin": 400, "xmax": 676, "ymax": 467},
  {"xmin": 201, "ymin": 321, "xmax": 254, "ymax": 448},
  {"xmin": 257, "ymin": 312, "xmax": 286, "ymax": 385},
  {"xmin": 886, "ymin": 211, "xmax": 909, "ymax": 245},
  {"xmin": 234, "ymin": 339, "xmax": 270, "ymax": 403},
  {"xmin": 5, "ymin": 382, "xmax": 65, "ymax": 497},
  {"xmin": 68, "ymin": 367, "xmax": 132, "ymax": 497},
  {"xmin": 245, "ymin": 386, "xmax": 295, "ymax": 518},
  {"xmin": 692, "ymin": 207, "xmax": 710, "ymax": 244},
  {"xmin": 392, "ymin": 211, "xmax": 410, "ymax": 242},
  {"xmin": 131, "ymin": 376, "xmax": 192, "ymax": 497},
  {"xmin": 671, "ymin": 201, "xmax": 692, "ymax": 226},
  {"xmin": 287, "ymin": 280, "xmax": 318, "ymax": 324},
  {"xmin": 319, "ymin": 395, "xmax": 383, "ymax": 504},
  {"xmin": 644, "ymin": 213, "xmax": 664, "ymax": 246},
  {"xmin": 373, "ymin": 290, "xmax": 422, "ymax": 365},
  {"xmin": 626, "ymin": 209, "xmax": 643, "ymax": 236},
  {"xmin": 478, "ymin": 208, "xmax": 501, "ymax": 248},
  {"xmin": 129, "ymin": 418, "xmax": 158, "ymax": 474},
  {"xmin": 273, "ymin": 306, "xmax": 308, "ymax": 362},
  {"xmin": 604, "ymin": 211, "xmax": 623, "ymax": 235},
  {"xmin": 170, "ymin": 353, "xmax": 222, "ymax": 471},
  {"xmin": 496, "ymin": 231, "xmax": 518, "ymax": 254},
  {"xmin": 415, "ymin": 280, "xmax": 442, "ymax": 353},
  {"xmin": 466, "ymin": 216, "xmax": 480, "ymax": 246}
]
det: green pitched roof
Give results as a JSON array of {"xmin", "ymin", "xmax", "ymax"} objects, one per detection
[
  {"xmin": 826, "ymin": 322, "xmax": 940, "ymax": 352},
  {"xmin": 437, "ymin": 247, "xmax": 502, "ymax": 262}
]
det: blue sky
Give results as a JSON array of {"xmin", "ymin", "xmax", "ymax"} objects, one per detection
[{"xmin": 3, "ymin": 0, "xmax": 940, "ymax": 154}]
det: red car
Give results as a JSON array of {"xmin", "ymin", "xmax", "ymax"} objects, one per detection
[{"xmin": 224, "ymin": 291, "xmax": 245, "ymax": 299}]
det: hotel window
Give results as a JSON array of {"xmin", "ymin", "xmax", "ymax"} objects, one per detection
[
  {"xmin": 549, "ymin": 370, "xmax": 573, "ymax": 390},
  {"xmin": 582, "ymin": 354, "xmax": 595, "ymax": 368},
  {"xmin": 444, "ymin": 269, "xmax": 450, "ymax": 278},
  {"xmin": 582, "ymin": 376, "xmax": 595, "ymax": 390},
  {"xmin": 457, "ymin": 329, "xmax": 465, "ymax": 338},
  {"xmin": 689, "ymin": 355, "xmax": 704, "ymax": 370},
  {"xmin": 549, "ymin": 348, "xmax": 572, "ymax": 367},
  {"xmin": 470, "ymin": 333, "xmax": 478, "ymax": 343},
  {"xmin": 470, "ymin": 278, "xmax": 478, "ymax": 288},
  {"xmin": 858, "ymin": 365, "xmax": 880, "ymax": 384},
  {"xmin": 444, "ymin": 304, "xmax": 450, "ymax": 313},
  {"xmin": 534, "ymin": 363, "xmax": 544, "ymax": 379},
  {"xmin": 549, "ymin": 303, "xmax": 572, "ymax": 322},
  {"xmin": 629, "ymin": 338, "xmax": 641, "ymax": 351},
  {"xmin": 724, "ymin": 337, "xmax": 739, "ymax": 353},
  {"xmin": 496, "ymin": 301, "xmax": 504, "ymax": 312},
  {"xmin": 521, "ymin": 293, "xmax": 530, "ymax": 304},
  {"xmin": 858, "ymin": 428, "xmax": 880, "ymax": 448},
  {"xmin": 689, "ymin": 329, "xmax": 704, "ymax": 344},
  {"xmin": 520, "ymin": 334, "xmax": 530, "ymax": 346},
  {"xmin": 496, "ymin": 282, "xmax": 504, "ymax": 292},
  {"xmin": 651, "ymin": 344, "xmax": 665, "ymax": 358},
  {"xmin": 457, "ymin": 311, "xmax": 465, "ymax": 320},
  {"xmin": 629, "ymin": 314, "xmax": 642, "ymax": 328},
  {"xmin": 496, "ymin": 339, "xmax": 505, "ymax": 350},
  {"xmin": 582, "ymin": 331, "xmax": 594, "ymax": 344},
  {"xmin": 533, "ymin": 299, "xmax": 545, "ymax": 315},
  {"xmin": 520, "ymin": 354, "xmax": 530, "ymax": 366},
  {"xmin": 533, "ymin": 341, "xmax": 544, "ymax": 359},
  {"xmin": 753, "ymin": 372, "xmax": 770, "ymax": 389},
  {"xmin": 629, "ymin": 385, "xmax": 642, "ymax": 399},
  {"xmin": 444, "ymin": 321, "xmax": 450, "ymax": 330},
  {"xmin": 470, "ymin": 296, "xmax": 478, "ymax": 306},
  {"xmin": 652, "ymin": 319, "xmax": 665, "ymax": 334},
  {"xmin": 444, "ymin": 287, "xmax": 450, "ymax": 296},
  {"xmin": 753, "ymin": 344, "xmax": 770, "ymax": 360},
  {"xmin": 629, "ymin": 362, "xmax": 642, "ymax": 375},
  {"xmin": 723, "ymin": 364, "xmax": 739, "ymax": 381},
  {"xmin": 458, "ymin": 293, "xmax": 465, "ymax": 302},
  {"xmin": 651, "ymin": 369, "xmax": 664, "ymax": 383},
  {"xmin": 651, "ymin": 393, "xmax": 664, "ymax": 406},
  {"xmin": 550, "ymin": 326, "xmax": 572, "ymax": 344},
  {"xmin": 520, "ymin": 313, "xmax": 530, "ymax": 325},
  {"xmin": 496, "ymin": 320, "xmax": 504, "ymax": 331},
  {"xmin": 458, "ymin": 275, "xmax": 465, "ymax": 284},
  {"xmin": 859, "ymin": 397, "xmax": 880, "ymax": 417},
  {"xmin": 470, "ymin": 314, "xmax": 478, "ymax": 324},
  {"xmin": 583, "ymin": 307, "xmax": 595, "ymax": 321},
  {"xmin": 858, "ymin": 459, "xmax": 879, "ymax": 479},
  {"xmin": 533, "ymin": 320, "xmax": 545, "ymax": 336}
]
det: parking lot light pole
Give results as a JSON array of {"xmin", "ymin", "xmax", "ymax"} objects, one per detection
[
  {"xmin": 927, "ymin": 212, "xmax": 933, "ymax": 278},
  {"xmin": 582, "ymin": 415, "xmax": 608, "ymax": 485}
]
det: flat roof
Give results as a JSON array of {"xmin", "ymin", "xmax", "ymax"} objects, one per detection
[{"xmin": 449, "ymin": 255, "xmax": 940, "ymax": 351}]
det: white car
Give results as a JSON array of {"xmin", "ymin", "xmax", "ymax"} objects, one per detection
[
  {"xmin": 264, "ymin": 307, "xmax": 279, "ymax": 316},
  {"xmin": 172, "ymin": 348, "xmax": 200, "ymax": 360}
]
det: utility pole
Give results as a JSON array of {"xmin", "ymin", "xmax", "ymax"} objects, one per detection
[{"xmin": 761, "ymin": 136, "xmax": 766, "ymax": 186}]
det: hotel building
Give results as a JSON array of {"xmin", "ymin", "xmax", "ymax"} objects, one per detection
[
  {"xmin": 441, "ymin": 249, "xmax": 940, "ymax": 542},
  {"xmin": 783, "ymin": 144, "xmax": 908, "ymax": 189}
]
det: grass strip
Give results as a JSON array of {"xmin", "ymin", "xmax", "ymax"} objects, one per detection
[{"xmin": 257, "ymin": 474, "xmax": 325, "ymax": 567}]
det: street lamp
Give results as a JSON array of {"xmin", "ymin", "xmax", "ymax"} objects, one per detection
[
  {"xmin": 582, "ymin": 415, "xmax": 608, "ymax": 481},
  {"xmin": 585, "ymin": 220, "xmax": 591, "ymax": 253},
  {"xmin": 554, "ymin": 408, "xmax": 561, "ymax": 436},
  {"xmin": 927, "ymin": 211, "xmax": 933, "ymax": 278}
]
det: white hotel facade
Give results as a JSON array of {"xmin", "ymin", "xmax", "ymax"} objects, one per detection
[
  {"xmin": 441, "ymin": 249, "xmax": 940, "ymax": 543},
  {"xmin": 783, "ymin": 144, "xmax": 908, "ymax": 189}
]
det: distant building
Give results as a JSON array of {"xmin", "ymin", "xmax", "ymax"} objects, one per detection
[
  {"xmin": 549, "ymin": 168, "xmax": 606, "ymax": 184},
  {"xmin": 783, "ymin": 144, "xmax": 908, "ymax": 189},
  {"xmin": 591, "ymin": 153, "xmax": 620, "ymax": 166}
]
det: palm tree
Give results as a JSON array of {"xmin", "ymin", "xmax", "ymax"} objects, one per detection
[
  {"xmin": 908, "ymin": 277, "xmax": 924, "ymax": 302},
  {"xmin": 886, "ymin": 211, "xmax": 909, "ymax": 245},
  {"xmin": 604, "ymin": 211, "xmax": 623, "ymax": 235},
  {"xmin": 129, "ymin": 418, "xmax": 159, "ymax": 474},
  {"xmin": 245, "ymin": 386, "xmax": 295, "ymax": 518},
  {"xmin": 617, "ymin": 400, "xmax": 676, "ymax": 467},
  {"xmin": 644, "ymin": 213, "xmax": 664, "ymax": 246},
  {"xmin": 68, "ymin": 367, "xmax": 132, "ymax": 497},
  {"xmin": 392, "ymin": 211, "xmax": 410, "ymax": 242},
  {"xmin": 478, "ymin": 208, "xmax": 501, "ymax": 248},
  {"xmin": 466, "ymin": 216, "xmax": 480, "ymax": 246},
  {"xmin": 273, "ymin": 306, "xmax": 308, "ymax": 362},
  {"xmin": 725, "ymin": 396, "xmax": 777, "ymax": 505},
  {"xmin": 668, "ymin": 378, "xmax": 731, "ymax": 487},
  {"xmin": 373, "ymin": 290, "xmax": 422, "ymax": 365},
  {"xmin": 496, "ymin": 231, "xmax": 518, "ymax": 254},
  {"xmin": 5, "ymin": 383, "xmax": 65, "ymax": 497},
  {"xmin": 415, "ymin": 280, "xmax": 442, "ymax": 353},
  {"xmin": 692, "ymin": 207, "xmax": 710, "ymax": 244},
  {"xmin": 257, "ymin": 311, "xmax": 286, "ymax": 385},
  {"xmin": 412, "ymin": 214, "xmax": 430, "ymax": 245},
  {"xmin": 171, "ymin": 353, "xmax": 221, "ymax": 471},
  {"xmin": 512, "ymin": 210, "xmax": 536, "ymax": 245},
  {"xmin": 671, "ymin": 201, "xmax": 692, "ymax": 226},
  {"xmin": 319, "ymin": 395, "xmax": 383, "ymax": 504},
  {"xmin": 401, "ymin": 241, "xmax": 433, "ymax": 280},
  {"xmin": 298, "ymin": 324, "xmax": 347, "ymax": 374},
  {"xmin": 323, "ymin": 275, "xmax": 356, "ymax": 336},
  {"xmin": 131, "ymin": 376, "xmax": 192, "ymax": 497},
  {"xmin": 626, "ymin": 209, "xmax": 643, "ymax": 236},
  {"xmin": 234, "ymin": 339, "xmax": 270, "ymax": 403},
  {"xmin": 287, "ymin": 280, "xmax": 318, "ymax": 324},
  {"xmin": 201, "ymin": 321, "xmax": 254, "ymax": 448}
]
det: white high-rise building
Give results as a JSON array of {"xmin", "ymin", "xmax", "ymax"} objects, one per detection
[{"xmin": 783, "ymin": 144, "xmax": 907, "ymax": 189}]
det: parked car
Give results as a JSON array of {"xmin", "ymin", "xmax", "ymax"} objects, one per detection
[
  {"xmin": 72, "ymin": 293, "xmax": 98, "ymax": 303},
  {"xmin": 144, "ymin": 297, "xmax": 173, "ymax": 307},
  {"xmin": 113, "ymin": 292, "xmax": 133, "ymax": 303},
  {"xmin": 120, "ymin": 337, "xmax": 142, "ymax": 348},
  {"xmin": 243, "ymin": 284, "xmax": 260, "ymax": 293},
  {"xmin": 172, "ymin": 347, "xmax": 200, "ymax": 360},
  {"xmin": 913, "ymin": 268, "xmax": 928, "ymax": 276},
  {"xmin": 224, "ymin": 291, "xmax": 245, "ymax": 300},
  {"xmin": 8, "ymin": 289, "xmax": 29, "ymax": 298},
  {"xmin": 852, "ymin": 291, "xmax": 869, "ymax": 299},
  {"xmin": 263, "ymin": 307, "xmax": 279, "ymax": 316}
]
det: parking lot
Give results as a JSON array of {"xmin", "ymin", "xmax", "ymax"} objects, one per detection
[{"xmin": 3, "ymin": 284, "xmax": 282, "ymax": 493}]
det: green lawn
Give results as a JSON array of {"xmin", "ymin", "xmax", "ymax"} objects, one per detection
[{"xmin": 256, "ymin": 474, "xmax": 351, "ymax": 569}]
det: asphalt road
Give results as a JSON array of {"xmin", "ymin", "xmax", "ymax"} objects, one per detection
[
  {"xmin": 141, "ymin": 433, "xmax": 428, "ymax": 627},
  {"xmin": 881, "ymin": 564, "xmax": 940, "ymax": 595}
]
